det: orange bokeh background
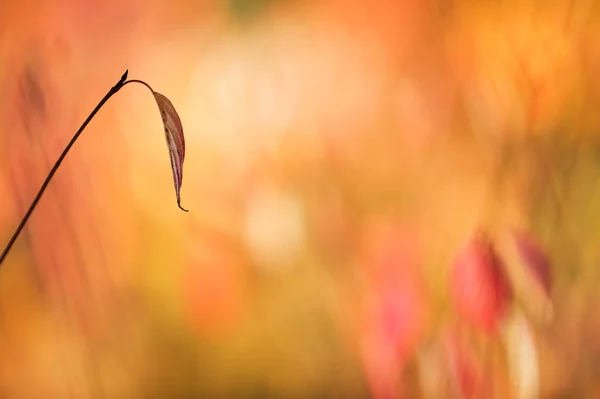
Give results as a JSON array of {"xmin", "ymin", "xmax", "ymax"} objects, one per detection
[{"xmin": 1, "ymin": 0, "xmax": 600, "ymax": 397}]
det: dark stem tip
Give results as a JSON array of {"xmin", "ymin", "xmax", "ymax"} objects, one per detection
[{"xmin": 119, "ymin": 70, "xmax": 129, "ymax": 85}]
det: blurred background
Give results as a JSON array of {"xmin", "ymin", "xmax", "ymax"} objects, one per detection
[{"xmin": 1, "ymin": 0, "xmax": 600, "ymax": 397}]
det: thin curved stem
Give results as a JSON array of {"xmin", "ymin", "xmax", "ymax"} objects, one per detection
[
  {"xmin": 0, "ymin": 70, "xmax": 129, "ymax": 267},
  {"xmin": 122, "ymin": 79, "xmax": 154, "ymax": 93}
]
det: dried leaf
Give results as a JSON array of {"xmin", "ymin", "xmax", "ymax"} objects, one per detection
[{"xmin": 152, "ymin": 91, "xmax": 188, "ymax": 212}]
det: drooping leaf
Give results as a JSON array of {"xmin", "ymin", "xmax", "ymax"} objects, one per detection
[{"xmin": 152, "ymin": 91, "xmax": 188, "ymax": 212}]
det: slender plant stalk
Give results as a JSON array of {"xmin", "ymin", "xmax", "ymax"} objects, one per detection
[{"xmin": 0, "ymin": 70, "xmax": 129, "ymax": 266}]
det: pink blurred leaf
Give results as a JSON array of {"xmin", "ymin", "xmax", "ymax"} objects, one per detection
[{"xmin": 153, "ymin": 91, "xmax": 188, "ymax": 212}]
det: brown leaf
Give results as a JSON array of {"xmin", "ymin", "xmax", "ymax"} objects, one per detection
[{"xmin": 152, "ymin": 91, "xmax": 188, "ymax": 212}]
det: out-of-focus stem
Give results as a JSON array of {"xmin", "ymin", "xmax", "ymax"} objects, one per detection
[{"xmin": 0, "ymin": 70, "xmax": 129, "ymax": 267}]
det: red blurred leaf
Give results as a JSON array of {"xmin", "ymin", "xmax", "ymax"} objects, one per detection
[
  {"xmin": 153, "ymin": 91, "xmax": 188, "ymax": 212},
  {"xmin": 450, "ymin": 232, "xmax": 512, "ymax": 334}
]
